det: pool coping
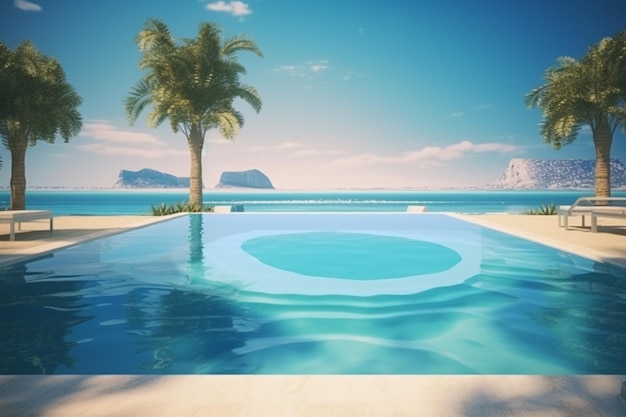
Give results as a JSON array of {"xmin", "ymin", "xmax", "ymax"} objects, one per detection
[
  {"xmin": 0, "ymin": 214, "xmax": 184, "ymax": 266},
  {"xmin": 450, "ymin": 213, "xmax": 626, "ymax": 270},
  {"xmin": 1, "ymin": 374, "xmax": 625, "ymax": 417},
  {"xmin": 452, "ymin": 213, "xmax": 626, "ymax": 270}
]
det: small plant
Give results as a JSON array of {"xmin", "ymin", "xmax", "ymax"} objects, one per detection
[
  {"xmin": 150, "ymin": 202, "xmax": 214, "ymax": 216},
  {"xmin": 524, "ymin": 203, "xmax": 557, "ymax": 215}
]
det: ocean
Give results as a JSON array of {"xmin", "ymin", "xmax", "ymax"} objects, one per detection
[{"xmin": 2, "ymin": 189, "xmax": 625, "ymax": 216}]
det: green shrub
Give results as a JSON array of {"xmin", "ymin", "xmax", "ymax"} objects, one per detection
[
  {"xmin": 150, "ymin": 202, "xmax": 214, "ymax": 216},
  {"xmin": 524, "ymin": 203, "xmax": 557, "ymax": 215}
]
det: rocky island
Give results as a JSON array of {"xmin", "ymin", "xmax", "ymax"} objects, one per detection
[
  {"xmin": 113, "ymin": 169, "xmax": 190, "ymax": 189},
  {"xmin": 492, "ymin": 158, "xmax": 626, "ymax": 189},
  {"xmin": 216, "ymin": 169, "xmax": 274, "ymax": 189}
]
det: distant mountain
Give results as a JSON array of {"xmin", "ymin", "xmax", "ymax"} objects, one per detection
[
  {"xmin": 216, "ymin": 169, "xmax": 274, "ymax": 189},
  {"xmin": 114, "ymin": 169, "xmax": 190, "ymax": 189},
  {"xmin": 492, "ymin": 158, "xmax": 626, "ymax": 189}
]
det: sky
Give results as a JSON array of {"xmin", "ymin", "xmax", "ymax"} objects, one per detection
[{"xmin": 1, "ymin": 0, "xmax": 625, "ymax": 190}]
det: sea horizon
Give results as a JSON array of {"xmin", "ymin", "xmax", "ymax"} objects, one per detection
[
  {"xmin": 2, "ymin": 188, "xmax": 626, "ymax": 216},
  {"xmin": 2, "ymin": 185, "xmax": 626, "ymax": 192}
]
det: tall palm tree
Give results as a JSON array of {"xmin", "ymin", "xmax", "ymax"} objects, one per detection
[
  {"xmin": 0, "ymin": 41, "xmax": 83, "ymax": 210},
  {"xmin": 125, "ymin": 19, "xmax": 263, "ymax": 206},
  {"xmin": 525, "ymin": 31, "xmax": 626, "ymax": 198}
]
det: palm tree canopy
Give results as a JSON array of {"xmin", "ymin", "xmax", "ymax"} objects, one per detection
[
  {"xmin": 125, "ymin": 19, "xmax": 263, "ymax": 141},
  {"xmin": 0, "ymin": 40, "xmax": 83, "ymax": 148},
  {"xmin": 0, "ymin": 40, "xmax": 82, "ymax": 210},
  {"xmin": 526, "ymin": 30, "xmax": 626, "ymax": 198},
  {"xmin": 525, "ymin": 31, "xmax": 626, "ymax": 149},
  {"xmin": 125, "ymin": 19, "xmax": 263, "ymax": 206}
]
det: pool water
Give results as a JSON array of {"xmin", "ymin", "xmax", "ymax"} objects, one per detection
[
  {"xmin": 242, "ymin": 232, "xmax": 462, "ymax": 279},
  {"xmin": 0, "ymin": 213, "xmax": 625, "ymax": 375}
]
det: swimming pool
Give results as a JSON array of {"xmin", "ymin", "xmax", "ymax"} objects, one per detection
[{"xmin": 1, "ymin": 213, "xmax": 625, "ymax": 374}]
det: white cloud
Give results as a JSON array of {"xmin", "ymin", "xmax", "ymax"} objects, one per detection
[
  {"xmin": 341, "ymin": 71, "xmax": 365, "ymax": 81},
  {"xmin": 243, "ymin": 141, "xmax": 344, "ymax": 158},
  {"xmin": 273, "ymin": 60, "xmax": 330, "ymax": 78},
  {"xmin": 81, "ymin": 122, "xmax": 165, "ymax": 145},
  {"xmin": 14, "ymin": 0, "xmax": 42, "ymax": 12},
  {"xmin": 276, "ymin": 141, "xmax": 307, "ymax": 150},
  {"xmin": 272, "ymin": 65, "xmax": 304, "ymax": 77},
  {"xmin": 290, "ymin": 149, "xmax": 325, "ymax": 157},
  {"xmin": 206, "ymin": 1, "xmax": 252, "ymax": 17},
  {"xmin": 78, "ymin": 122, "xmax": 185, "ymax": 158},
  {"xmin": 447, "ymin": 112, "xmax": 464, "ymax": 118},
  {"xmin": 78, "ymin": 143, "xmax": 173, "ymax": 158},
  {"xmin": 246, "ymin": 141, "xmax": 307, "ymax": 152},
  {"xmin": 332, "ymin": 140, "xmax": 520, "ymax": 168},
  {"xmin": 310, "ymin": 64, "xmax": 329, "ymax": 73}
]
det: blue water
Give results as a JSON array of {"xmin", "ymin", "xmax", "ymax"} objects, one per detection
[
  {"xmin": 1, "ymin": 213, "xmax": 625, "ymax": 375},
  {"xmin": 1, "ymin": 189, "xmax": 625, "ymax": 215},
  {"xmin": 242, "ymin": 232, "xmax": 462, "ymax": 279}
]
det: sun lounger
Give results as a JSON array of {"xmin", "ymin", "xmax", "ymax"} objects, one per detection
[
  {"xmin": 0, "ymin": 210, "xmax": 53, "ymax": 241},
  {"xmin": 558, "ymin": 197, "xmax": 626, "ymax": 232},
  {"xmin": 407, "ymin": 205, "xmax": 428, "ymax": 213},
  {"xmin": 557, "ymin": 204, "xmax": 594, "ymax": 230},
  {"xmin": 591, "ymin": 206, "xmax": 626, "ymax": 232},
  {"xmin": 213, "ymin": 205, "xmax": 232, "ymax": 213},
  {"xmin": 212, "ymin": 205, "xmax": 244, "ymax": 213}
]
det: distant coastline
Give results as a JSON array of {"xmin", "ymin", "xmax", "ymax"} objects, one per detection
[
  {"xmin": 5, "ymin": 157, "xmax": 625, "ymax": 193},
  {"xmin": 2, "ymin": 185, "xmax": 625, "ymax": 192}
]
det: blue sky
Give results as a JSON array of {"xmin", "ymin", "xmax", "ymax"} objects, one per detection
[{"xmin": 1, "ymin": 0, "xmax": 625, "ymax": 189}]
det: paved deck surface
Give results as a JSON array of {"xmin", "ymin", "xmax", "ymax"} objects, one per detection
[{"xmin": 0, "ymin": 213, "xmax": 625, "ymax": 417}]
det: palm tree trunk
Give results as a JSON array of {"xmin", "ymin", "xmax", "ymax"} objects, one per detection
[
  {"xmin": 9, "ymin": 137, "xmax": 27, "ymax": 210},
  {"xmin": 593, "ymin": 120, "xmax": 613, "ymax": 198},
  {"xmin": 187, "ymin": 124, "xmax": 204, "ymax": 207}
]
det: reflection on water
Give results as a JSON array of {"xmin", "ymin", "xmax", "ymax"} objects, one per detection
[
  {"xmin": 0, "ymin": 260, "xmax": 91, "ymax": 374},
  {"xmin": 526, "ymin": 262, "xmax": 626, "ymax": 373},
  {"xmin": 124, "ymin": 288, "xmax": 251, "ymax": 373},
  {"xmin": 186, "ymin": 214, "xmax": 204, "ymax": 285}
]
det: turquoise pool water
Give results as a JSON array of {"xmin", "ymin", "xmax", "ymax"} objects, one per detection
[
  {"xmin": 0, "ymin": 213, "xmax": 625, "ymax": 374},
  {"xmin": 241, "ymin": 232, "xmax": 462, "ymax": 279}
]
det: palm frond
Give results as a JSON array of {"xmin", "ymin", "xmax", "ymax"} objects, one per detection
[
  {"xmin": 136, "ymin": 19, "xmax": 174, "ymax": 53},
  {"xmin": 125, "ymin": 78, "xmax": 154, "ymax": 124},
  {"xmin": 235, "ymin": 84, "xmax": 262, "ymax": 113},
  {"xmin": 222, "ymin": 34, "xmax": 263, "ymax": 58},
  {"xmin": 213, "ymin": 111, "xmax": 242, "ymax": 140},
  {"xmin": 524, "ymin": 85, "xmax": 547, "ymax": 109}
]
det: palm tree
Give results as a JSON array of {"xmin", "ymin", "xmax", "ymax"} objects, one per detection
[
  {"xmin": 125, "ymin": 19, "xmax": 263, "ymax": 206},
  {"xmin": 525, "ymin": 31, "xmax": 626, "ymax": 198},
  {"xmin": 0, "ymin": 41, "xmax": 83, "ymax": 210}
]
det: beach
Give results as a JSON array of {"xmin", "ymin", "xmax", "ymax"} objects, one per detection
[{"xmin": 0, "ymin": 213, "xmax": 625, "ymax": 416}]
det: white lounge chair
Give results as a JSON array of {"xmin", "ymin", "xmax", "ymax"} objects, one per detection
[
  {"xmin": 558, "ymin": 197, "xmax": 626, "ymax": 232},
  {"xmin": 213, "ymin": 205, "xmax": 245, "ymax": 213},
  {"xmin": 590, "ymin": 204, "xmax": 626, "ymax": 232},
  {"xmin": 0, "ymin": 210, "xmax": 53, "ymax": 241},
  {"xmin": 407, "ymin": 205, "xmax": 428, "ymax": 213},
  {"xmin": 557, "ymin": 200, "xmax": 594, "ymax": 230},
  {"xmin": 213, "ymin": 205, "xmax": 232, "ymax": 213}
]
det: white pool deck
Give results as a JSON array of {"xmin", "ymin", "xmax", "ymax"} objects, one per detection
[{"xmin": 0, "ymin": 213, "xmax": 625, "ymax": 417}]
